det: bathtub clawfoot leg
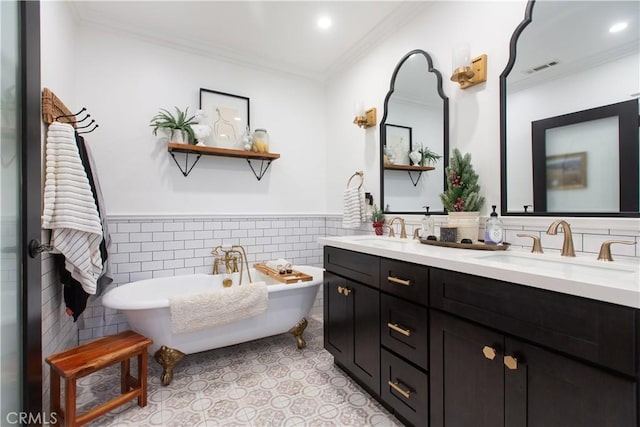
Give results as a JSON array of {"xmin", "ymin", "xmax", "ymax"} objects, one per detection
[
  {"xmin": 153, "ymin": 345, "xmax": 186, "ymax": 386},
  {"xmin": 289, "ymin": 318, "xmax": 308, "ymax": 349}
]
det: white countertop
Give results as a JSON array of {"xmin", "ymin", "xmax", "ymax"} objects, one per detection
[{"xmin": 319, "ymin": 235, "xmax": 640, "ymax": 309}]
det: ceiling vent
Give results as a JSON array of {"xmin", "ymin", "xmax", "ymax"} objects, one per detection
[{"xmin": 523, "ymin": 59, "xmax": 560, "ymax": 74}]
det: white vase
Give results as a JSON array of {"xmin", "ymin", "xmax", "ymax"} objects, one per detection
[
  {"xmin": 447, "ymin": 211, "xmax": 480, "ymax": 242},
  {"xmin": 409, "ymin": 151, "xmax": 422, "ymax": 166},
  {"xmin": 169, "ymin": 129, "xmax": 185, "ymax": 144}
]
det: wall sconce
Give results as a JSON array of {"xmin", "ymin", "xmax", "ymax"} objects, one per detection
[
  {"xmin": 353, "ymin": 103, "xmax": 377, "ymax": 128},
  {"xmin": 450, "ymin": 45, "xmax": 487, "ymax": 89}
]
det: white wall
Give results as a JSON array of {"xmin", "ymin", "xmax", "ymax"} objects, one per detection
[
  {"xmin": 326, "ymin": 1, "xmax": 528, "ymax": 216},
  {"xmin": 39, "ymin": 0, "xmax": 81, "ymax": 413},
  {"xmin": 71, "ymin": 26, "xmax": 327, "ymax": 215}
]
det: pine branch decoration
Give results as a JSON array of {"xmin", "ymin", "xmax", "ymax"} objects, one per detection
[{"xmin": 439, "ymin": 148, "xmax": 485, "ymax": 212}]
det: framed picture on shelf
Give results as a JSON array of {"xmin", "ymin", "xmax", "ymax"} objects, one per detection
[
  {"xmin": 199, "ymin": 88, "xmax": 250, "ymax": 149},
  {"xmin": 546, "ymin": 151, "xmax": 587, "ymax": 190},
  {"xmin": 385, "ymin": 124, "xmax": 412, "ymax": 165}
]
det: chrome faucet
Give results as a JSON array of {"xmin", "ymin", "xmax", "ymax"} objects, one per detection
[
  {"xmin": 546, "ymin": 220, "xmax": 575, "ymax": 257},
  {"xmin": 211, "ymin": 245, "xmax": 252, "ymax": 285},
  {"xmin": 388, "ymin": 217, "xmax": 407, "ymax": 239}
]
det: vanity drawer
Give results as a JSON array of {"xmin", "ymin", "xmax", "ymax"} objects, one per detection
[
  {"xmin": 324, "ymin": 247, "xmax": 380, "ymax": 288},
  {"xmin": 380, "ymin": 258, "xmax": 428, "ymax": 306},
  {"xmin": 381, "ymin": 348, "xmax": 429, "ymax": 427},
  {"xmin": 430, "ymin": 268, "xmax": 639, "ymax": 376},
  {"xmin": 381, "ymin": 293, "xmax": 429, "ymax": 370}
]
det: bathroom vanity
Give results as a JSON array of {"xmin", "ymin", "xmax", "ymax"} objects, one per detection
[{"xmin": 320, "ymin": 236, "xmax": 640, "ymax": 427}]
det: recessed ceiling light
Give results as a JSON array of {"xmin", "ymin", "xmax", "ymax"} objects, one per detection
[
  {"xmin": 317, "ymin": 16, "xmax": 332, "ymax": 30},
  {"xmin": 609, "ymin": 21, "xmax": 628, "ymax": 33}
]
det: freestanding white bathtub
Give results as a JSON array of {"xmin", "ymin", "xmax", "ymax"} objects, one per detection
[{"xmin": 102, "ymin": 265, "xmax": 323, "ymax": 385}]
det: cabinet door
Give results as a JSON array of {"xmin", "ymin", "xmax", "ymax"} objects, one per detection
[
  {"xmin": 323, "ymin": 274, "xmax": 380, "ymax": 395},
  {"xmin": 505, "ymin": 337, "xmax": 637, "ymax": 427},
  {"xmin": 323, "ymin": 273, "xmax": 351, "ymax": 366},
  {"xmin": 430, "ymin": 311, "xmax": 504, "ymax": 427},
  {"xmin": 351, "ymin": 281, "xmax": 381, "ymax": 395}
]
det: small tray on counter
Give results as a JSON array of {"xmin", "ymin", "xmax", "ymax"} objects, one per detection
[
  {"xmin": 253, "ymin": 263, "xmax": 313, "ymax": 284},
  {"xmin": 419, "ymin": 238, "xmax": 510, "ymax": 251}
]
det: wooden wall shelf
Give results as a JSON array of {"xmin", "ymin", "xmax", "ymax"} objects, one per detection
[
  {"xmin": 384, "ymin": 164, "xmax": 435, "ymax": 187},
  {"xmin": 167, "ymin": 143, "xmax": 280, "ymax": 179},
  {"xmin": 384, "ymin": 164, "xmax": 435, "ymax": 172}
]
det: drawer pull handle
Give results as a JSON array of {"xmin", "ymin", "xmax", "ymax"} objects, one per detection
[
  {"xmin": 337, "ymin": 286, "xmax": 344, "ymax": 295},
  {"xmin": 482, "ymin": 346, "xmax": 496, "ymax": 360},
  {"xmin": 388, "ymin": 380, "xmax": 412, "ymax": 399},
  {"xmin": 387, "ymin": 322, "xmax": 411, "ymax": 337},
  {"xmin": 388, "ymin": 276, "xmax": 411, "ymax": 286},
  {"xmin": 504, "ymin": 355, "xmax": 518, "ymax": 370}
]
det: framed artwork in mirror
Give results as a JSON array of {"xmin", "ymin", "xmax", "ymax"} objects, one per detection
[
  {"xmin": 385, "ymin": 124, "xmax": 412, "ymax": 166},
  {"xmin": 199, "ymin": 88, "xmax": 250, "ymax": 149},
  {"xmin": 546, "ymin": 152, "xmax": 586, "ymax": 190}
]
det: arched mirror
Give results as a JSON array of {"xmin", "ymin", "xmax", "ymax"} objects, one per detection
[
  {"xmin": 500, "ymin": 0, "xmax": 640, "ymax": 216},
  {"xmin": 380, "ymin": 49, "xmax": 449, "ymax": 214}
]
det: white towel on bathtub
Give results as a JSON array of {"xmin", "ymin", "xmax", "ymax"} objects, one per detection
[{"xmin": 169, "ymin": 281, "xmax": 268, "ymax": 335}]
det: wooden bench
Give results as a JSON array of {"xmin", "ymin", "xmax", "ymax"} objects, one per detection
[{"xmin": 45, "ymin": 330, "xmax": 153, "ymax": 427}]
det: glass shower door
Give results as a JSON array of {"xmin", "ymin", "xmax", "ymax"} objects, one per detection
[
  {"xmin": 1, "ymin": 0, "xmax": 23, "ymax": 420},
  {"xmin": 1, "ymin": 0, "xmax": 42, "ymax": 419}
]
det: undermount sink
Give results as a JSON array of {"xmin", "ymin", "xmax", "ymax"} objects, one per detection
[{"xmin": 475, "ymin": 252, "xmax": 639, "ymax": 279}]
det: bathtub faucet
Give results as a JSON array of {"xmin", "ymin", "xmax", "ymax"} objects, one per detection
[{"xmin": 211, "ymin": 245, "xmax": 253, "ymax": 285}]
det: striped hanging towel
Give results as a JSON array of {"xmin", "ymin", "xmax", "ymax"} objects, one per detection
[{"xmin": 42, "ymin": 122, "xmax": 103, "ymax": 295}]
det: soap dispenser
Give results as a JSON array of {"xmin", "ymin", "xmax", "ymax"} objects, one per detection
[
  {"xmin": 420, "ymin": 206, "xmax": 435, "ymax": 238},
  {"xmin": 484, "ymin": 205, "xmax": 504, "ymax": 245}
]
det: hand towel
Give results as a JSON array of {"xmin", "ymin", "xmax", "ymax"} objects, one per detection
[
  {"xmin": 42, "ymin": 122, "xmax": 103, "ymax": 295},
  {"xmin": 342, "ymin": 186, "xmax": 366, "ymax": 228},
  {"xmin": 169, "ymin": 281, "xmax": 268, "ymax": 334}
]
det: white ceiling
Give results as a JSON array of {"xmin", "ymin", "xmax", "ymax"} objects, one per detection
[
  {"xmin": 509, "ymin": 1, "xmax": 639, "ymax": 90},
  {"xmin": 69, "ymin": 1, "xmax": 430, "ymax": 81}
]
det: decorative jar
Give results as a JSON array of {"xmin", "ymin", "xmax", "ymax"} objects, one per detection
[{"xmin": 251, "ymin": 129, "xmax": 270, "ymax": 153}]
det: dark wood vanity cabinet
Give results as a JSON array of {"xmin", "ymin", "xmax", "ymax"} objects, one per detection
[
  {"xmin": 323, "ymin": 248, "xmax": 381, "ymax": 395},
  {"xmin": 323, "ymin": 247, "xmax": 639, "ymax": 427},
  {"xmin": 430, "ymin": 268, "xmax": 639, "ymax": 427}
]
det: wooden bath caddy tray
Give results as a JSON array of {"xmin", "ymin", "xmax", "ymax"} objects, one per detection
[
  {"xmin": 419, "ymin": 238, "xmax": 510, "ymax": 251},
  {"xmin": 253, "ymin": 263, "xmax": 313, "ymax": 284}
]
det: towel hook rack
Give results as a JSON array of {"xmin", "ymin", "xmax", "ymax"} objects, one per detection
[
  {"xmin": 77, "ymin": 124, "xmax": 99, "ymax": 134},
  {"xmin": 346, "ymin": 171, "xmax": 364, "ymax": 189},
  {"xmin": 55, "ymin": 107, "xmax": 86, "ymax": 121},
  {"xmin": 75, "ymin": 119, "xmax": 95, "ymax": 129}
]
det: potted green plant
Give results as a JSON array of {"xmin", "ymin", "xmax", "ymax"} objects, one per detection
[
  {"xmin": 419, "ymin": 145, "xmax": 442, "ymax": 166},
  {"xmin": 371, "ymin": 204, "xmax": 387, "ymax": 236},
  {"xmin": 439, "ymin": 148, "xmax": 485, "ymax": 241},
  {"xmin": 150, "ymin": 106, "xmax": 197, "ymax": 144}
]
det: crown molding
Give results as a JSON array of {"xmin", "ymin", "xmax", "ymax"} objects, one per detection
[{"xmin": 324, "ymin": 2, "xmax": 432, "ymax": 78}]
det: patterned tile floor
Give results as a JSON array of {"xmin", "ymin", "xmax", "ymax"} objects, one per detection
[{"xmin": 78, "ymin": 316, "xmax": 402, "ymax": 426}]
